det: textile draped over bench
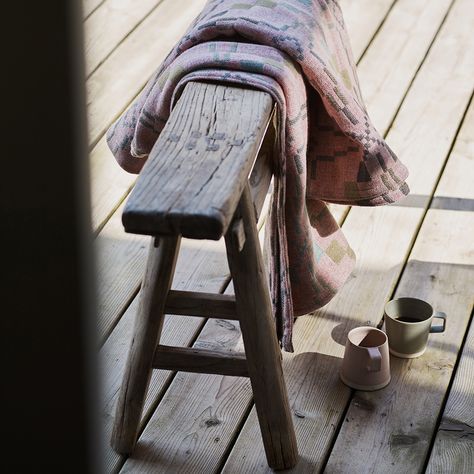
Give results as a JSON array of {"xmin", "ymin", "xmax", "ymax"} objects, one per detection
[{"xmin": 107, "ymin": 0, "xmax": 409, "ymax": 351}]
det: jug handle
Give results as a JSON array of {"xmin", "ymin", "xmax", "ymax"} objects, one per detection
[{"xmin": 367, "ymin": 347, "xmax": 382, "ymax": 372}]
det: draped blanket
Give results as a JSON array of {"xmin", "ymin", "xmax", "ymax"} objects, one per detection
[{"xmin": 107, "ymin": 0, "xmax": 409, "ymax": 351}]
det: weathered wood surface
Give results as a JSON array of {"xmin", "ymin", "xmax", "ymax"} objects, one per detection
[
  {"xmin": 153, "ymin": 345, "xmax": 248, "ymax": 377},
  {"xmin": 100, "ymin": 237, "xmax": 231, "ymax": 471},
  {"xmin": 96, "ymin": 191, "xmax": 270, "ymax": 346},
  {"xmin": 86, "ymin": 0, "xmax": 208, "ymax": 149},
  {"xmin": 226, "ymin": 184, "xmax": 298, "ymax": 470},
  {"xmin": 357, "ymin": 0, "xmax": 453, "ymax": 133},
  {"xmin": 117, "ymin": 218, "xmax": 266, "ymax": 473},
  {"xmin": 325, "ymin": 99, "xmax": 474, "ymax": 474},
  {"xmin": 95, "ymin": 202, "xmax": 149, "ymax": 341},
  {"xmin": 111, "ymin": 236, "xmax": 180, "ymax": 454},
  {"xmin": 425, "ymin": 102, "xmax": 474, "ymax": 474},
  {"xmin": 165, "ymin": 290, "xmax": 237, "ymax": 320},
  {"xmin": 340, "ymin": 0, "xmax": 396, "ymax": 60},
  {"xmin": 119, "ymin": 326, "xmax": 251, "ymax": 474},
  {"xmin": 83, "ymin": 0, "xmax": 104, "ymax": 18},
  {"xmin": 222, "ymin": 0, "xmax": 474, "ymax": 470},
  {"xmin": 84, "ymin": 0, "xmax": 163, "ymax": 77},
  {"xmin": 122, "ymin": 83, "xmax": 273, "ymax": 240},
  {"xmin": 426, "ymin": 319, "xmax": 474, "ymax": 474},
  {"xmin": 88, "ymin": 0, "xmax": 407, "ymax": 471},
  {"xmin": 101, "ymin": 193, "xmax": 273, "ymax": 472}
]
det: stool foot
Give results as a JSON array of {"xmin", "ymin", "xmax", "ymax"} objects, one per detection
[
  {"xmin": 225, "ymin": 184, "xmax": 298, "ymax": 470},
  {"xmin": 111, "ymin": 235, "xmax": 180, "ymax": 454}
]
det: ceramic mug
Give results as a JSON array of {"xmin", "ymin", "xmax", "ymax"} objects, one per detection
[
  {"xmin": 340, "ymin": 326, "xmax": 391, "ymax": 391},
  {"xmin": 384, "ymin": 297, "xmax": 447, "ymax": 358}
]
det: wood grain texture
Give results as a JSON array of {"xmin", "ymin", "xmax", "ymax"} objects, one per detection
[
  {"xmin": 165, "ymin": 290, "xmax": 237, "ymax": 320},
  {"xmin": 425, "ymin": 102, "xmax": 474, "ymax": 474},
  {"xmin": 92, "ymin": 0, "xmax": 396, "ymax": 342},
  {"xmin": 222, "ymin": 0, "xmax": 474, "ymax": 470},
  {"xmin": 103, "ymin": 86, "xmax": 272, "ymax": 470},
  {"xmin": 84, "ymin": 0, "xmax": 162, "ymax": 77},
  {"xmin": 95, "ymin": 202, "xmax": 149, "ymax": 341},
  {"xmin": 86, "ymin": 0, "xmax": 207, "ymax": 149},
  {"xmin": 117, "ymin": 212, "xmax": 267, "ymax": 474},
  {"xmin": 153, "ymin": 345, "xmax": 248, "ymax": 377},
  {"xmin": 89, "ymin": 136, "xmax": 134, "ymax": 233},
  {"xmin": 425, "ymin": 320, "xmax": 474, "ymax": 474},
  {"xmin": 357, "ymin": 0, "xmax": 453, "ymax": 134},
  {"xmin": 225, "ymin": 184, "xmax": 298, "ymax": 470},
  {"xmin": 248, "ymin": 107, "xmax": 276, "ymax": 223},
  {"xmin": 89, "ymin": 101, "xmax": 275, "ymax": 236},
  {"xmin": 123, "ymin": 82, "xmax": 273, "ymax": 240},
  {"xmin": 339, "ymin": 0, "xmax": 396, "ymax": 60},
  {"xmin": 100, "ymin": 236, "xmax": 231, "ymax": 471},
  {"xmin": 83, "ymin": 0, "xmax": 104, "ymax": 18},
  {"xmin": 111, "ymin": 236, "xmax": 180, "ymax": 454}
]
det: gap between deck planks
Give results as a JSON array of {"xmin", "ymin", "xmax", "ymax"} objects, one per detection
[
  {"xmin": 112, "ymin": 0, "xmax": 473, "ymax": 472},
  {"xmin": 84, "ymin": 0, "xmax": 165, "ymax": 78},
  {"xmin": 88, "ymin": 0, "xmax": 395, "ymax": 233},
  {"xmin": 83, "ymin": 0, "xmax": 105, "ymax": 19}
]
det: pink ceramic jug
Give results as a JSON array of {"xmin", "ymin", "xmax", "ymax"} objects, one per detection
[{"xmin": 340, "ymin": 326, "xmax": 391, "ymax": 391}]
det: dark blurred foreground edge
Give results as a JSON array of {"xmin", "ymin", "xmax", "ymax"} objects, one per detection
[{"xmin": 1, "ymin": 1, "xmax": 101, "ymax": 472}]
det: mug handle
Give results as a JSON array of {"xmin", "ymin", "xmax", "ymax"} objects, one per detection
[
  {"xmin": 430, "ymin": 311, "xmax": 447, "ymax": 333},
  {"xmin": 367, "ymin": 347, "xmax": 382, "ymax": 372}
]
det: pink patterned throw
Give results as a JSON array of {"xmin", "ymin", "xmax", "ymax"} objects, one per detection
[{"xmin": 107, "ymin": 0, "xmax": 409, "ymax": 351}]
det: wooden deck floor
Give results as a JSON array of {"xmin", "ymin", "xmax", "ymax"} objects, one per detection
[{"xmin": 84, "ymin": 0, "xmax": 474, "ymax": 472}]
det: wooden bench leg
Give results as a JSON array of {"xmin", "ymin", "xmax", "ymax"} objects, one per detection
[
  {"xmin": 225, "ymin": 184, "xmax": 298, "ymax": 470},
  {"xmin": 111, "ymin": 235, "xmax": 181, "ymax": 454}
]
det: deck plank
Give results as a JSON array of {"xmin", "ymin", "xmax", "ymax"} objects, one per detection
[
  {"xmin": 86, "ymin": 0, "xmax": 207, "ymax": 150},
  {"xmin": 220, "ymin": 0, "xmax": 474, "ymax": 470},
  {"xmin": 341, "ymin": 0, "xmax": 396, "ymax": 60},
  {"xmin": 424, "ymin": 103, "xmax": 474, "ymax": 474},
  {"xmin": 83, "ymin": 0, "xmax": 105, "ymax": 19},
  {"xmin": 90, "ymin": 139, "xmax": 134, "ymax": 234},
  {"xmin": 325, "ymin": 99, "xmax": 474, "ymax": 474},
  {"xmin": 426, "ymin": 321, "xmax": 474, "ymax": 474},
  {"xmin": 357, "ymin": 0, "xmax": 453, "ymax": 133},
  {"xmin": 84, "ymin": 0, "xmax": 163, "ymax": 77}
]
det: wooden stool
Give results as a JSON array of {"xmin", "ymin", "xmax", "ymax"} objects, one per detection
[{"xmin": 111, "ymin": 82, "xmax": 298, "ymax": 470}]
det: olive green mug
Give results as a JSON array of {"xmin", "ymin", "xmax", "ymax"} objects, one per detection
[{"xmin": 384, "ymin": 297, "xmax": 447, "ymax": 358}]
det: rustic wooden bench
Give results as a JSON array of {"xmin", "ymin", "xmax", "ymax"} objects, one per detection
[{"xmin": 112, "ymin": 81, "xmax": 298, "ymax": 470}]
